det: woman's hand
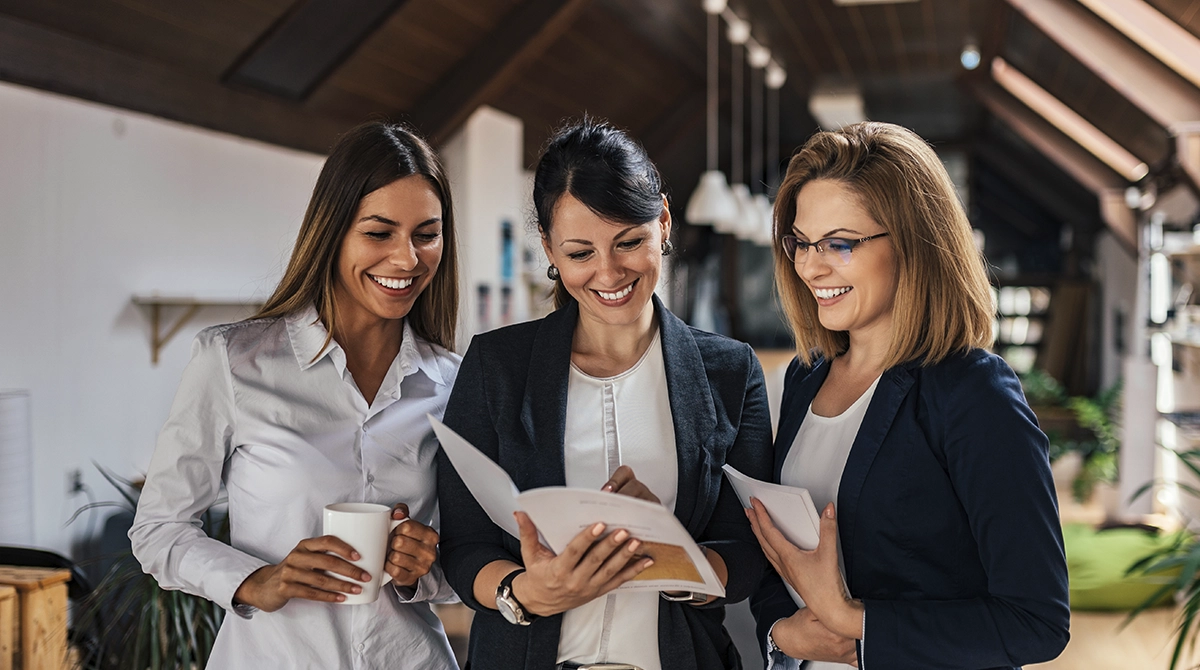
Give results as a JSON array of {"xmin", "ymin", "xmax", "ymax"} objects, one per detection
[
  {"xmin": 601, "ymin": 465, "xmax": 661, "ymax": 504},
  {"xmin": 509, "ymin": 511, "xmax": 654, "ymax": 617},
  {"xmin": 772, "ymin": 608, "xmax": 859, "ymax": 666},
  {"xmin": 746, "ymin": 499, "xmax": 863, "ymax": 639},
  {"xmin": 233, "ymin": 536, "xmax": 368, "ymax": 612},
  {"xmin": 385, "ymin": 503, "xmax": 440, "ymax": 587}
]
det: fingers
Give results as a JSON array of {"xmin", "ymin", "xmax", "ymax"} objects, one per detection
[
  {"xmin": 601, "ymin": 465, "xmax": 636, "ymax": 493},
  {"xmin": 598, "ymin": 551, "xmax": 655, "ymax": 594},
  {"xmin": 817, "ymin": 503, "xmax": 839, "ymax": 557},
  {"xmin": 749, "ymin": 498, "xmax": 802, "ymax": 560},
  {"xmin": 387, "ymin": 522, "xmax": 439, "ymax": 584},
  {"xmin": 300, "ymin": 535, "xmax": 360, "ymax": 562},
  {"xmin": 746, "ymin": 502, "xmax": 785, "ymax": 568},
  {"xmin": 515, "ymin": 511, "xmax": 557, "ymax": 566},
  {"xmin": 288, "ymin": 545, "xmax": 369, "ymax": 582},
  {"xmin": 392, "ymin": 503, "xmax": 410, "ymax": 520}
]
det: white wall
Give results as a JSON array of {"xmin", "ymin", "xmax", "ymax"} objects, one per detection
[
  {"xmin": 0, "ymin": 81, "xmax": 324, "ymax": 556},
  {"xmin": 441, "ymin": 106, "xmax": 546, "ymax": 350}
]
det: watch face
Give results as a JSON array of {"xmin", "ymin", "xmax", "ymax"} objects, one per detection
[{"xmin": 497, "ymin": 593, "xmax": 522, "ymax": 625}]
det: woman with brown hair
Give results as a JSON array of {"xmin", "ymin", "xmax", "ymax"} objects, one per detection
[
  {"xmin": 747, "ymin": 122, "xmax": 1069, "ymax": 669},
  {"xmin": 130, "ymin": 121, "xmax": 461, "ymax": 668}
]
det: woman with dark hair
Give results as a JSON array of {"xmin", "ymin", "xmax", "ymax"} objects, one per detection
[
  {"xmin": 747, "ymin": 122, "xmax": 1069, "ymax": 669},
  {"xmin": 437, "ymin": 118, "xmax": 774, "ymax": 670},
  {"xmin": 130, "ymin": 121, "xmax": 462, "ymax": 668}
]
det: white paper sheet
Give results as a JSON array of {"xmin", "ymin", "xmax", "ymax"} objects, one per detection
[
  {"xmin": 429, "ymin": 415, "xmax": 725, "ymax": 596},
  {"xmin": 723, "ymin": 463, "xmax": 849, "ymax": 608}
]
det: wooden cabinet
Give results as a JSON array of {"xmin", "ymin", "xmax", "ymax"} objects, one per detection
[{"xmin": 0, "ymin": 568, "xmax": 70, "ymax": 670}]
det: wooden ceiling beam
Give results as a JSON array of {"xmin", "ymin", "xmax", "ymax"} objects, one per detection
[
  {"xmin": 1006, "ymin": 0, "xmax": 1200, "ymax": 188},
  {"xmin": 1076, "ymin": 0, "xmax": 1200, "ymax": 91},
  {"xmin": 0, "ymin": 13, "xmax": 350, "ymax": 154},
  {"xmin": 969, "ymin": 78, "xmax": 1136, "ymax": 248},
  {"xmin": 407, "ymin": 0, "xmax": 591, "ymax": 146}
]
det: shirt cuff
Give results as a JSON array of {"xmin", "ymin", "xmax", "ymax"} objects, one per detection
[
  {"xmin": 765, "ymin": 618, "xmax": 802, "ymax": 670},
  {"xmin": 857, "ymin": 606, "xmax": 867, "ymax": 669}
]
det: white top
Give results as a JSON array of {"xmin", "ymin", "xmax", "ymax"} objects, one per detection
[
  {"xmin": 557, "ymin": 329, "xmax": 677, "ymax": 670},
  {"xmin": 775, "ymin": 375, "xmax": 880, "ymax": 670},
  {"xmin": 129, "ymin": 305, "xmax": 461, "ymax": 669}
]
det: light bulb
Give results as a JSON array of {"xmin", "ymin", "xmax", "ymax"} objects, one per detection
[
  {"xmin": 960, "ymin": 42, "xmax": 981, "ymax": 70},
  {"xmin": 766, "ymin": 63, "xmax": 787, "ymax": 89}
]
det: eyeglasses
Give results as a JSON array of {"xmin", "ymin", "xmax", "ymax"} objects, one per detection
[{"xmin": 781, "ymin": 232, "xmax": 890, "ymax": 266}]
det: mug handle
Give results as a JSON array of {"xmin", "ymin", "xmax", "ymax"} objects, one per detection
[{"xmin": 380, "ymin": 517, "xmax": 407, "ymax": 586}]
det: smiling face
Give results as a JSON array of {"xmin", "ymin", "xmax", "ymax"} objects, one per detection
[
  {"xmin": 792, "ymin": 179, "xmax": 898, "ymax": 342},
  {"xmin": 542, "ymin": 193, "xmax": 670, "ymax": 329},
  {"xmin": 333, "ymin": 175, "xmax": 444, "ymax": 330}
]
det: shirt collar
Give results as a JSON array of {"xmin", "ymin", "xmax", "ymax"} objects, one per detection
[{"xmin": 284, "ymin": 304, "xmax": 446, "ymax": 387}]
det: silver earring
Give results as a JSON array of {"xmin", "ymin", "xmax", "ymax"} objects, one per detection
[
  {"xmin": 547, "ymin": 265, "xmax": 560, "ymax": 281},
  {"xmin": 661, "ymin": 240, "xmax": 674, "ymax": 256}
]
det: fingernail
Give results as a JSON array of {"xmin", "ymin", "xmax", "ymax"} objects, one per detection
[
  {"xmin": 643, "ymin": 559, "xmax": 655, "ymax": 568},
  {"xmin": 627, "ymin": 539, "xmax": 641, "ymax": 552},
  {"xmin": 613, "ymin": 530, "xmax": 629, "ymax": 543},
  {"xmin": 592, "ymin": 522, "xmax": 606, "ymax": 536},
  {"xmin": 361, "ymin": 571, "xmax": 370, "ymax": 581},
  {"xmin": 352, "ymin": 585, "xmax": 362, "ymax": 594},
  {"xmin": 337, "ymin": 594, "xmax": 346, "ymax": 601},
  {"xmin": 601, "ymin": 484, "xmax": 614, "ymax": 492},
  {"xmin": 824, "ymin": 504, "xmax": 835, "ymax": 519}
]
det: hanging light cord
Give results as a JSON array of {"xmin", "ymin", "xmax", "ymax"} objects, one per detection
[{"xmin": 707, "ymin": 11, "xmax": 718, "ymax": 172}]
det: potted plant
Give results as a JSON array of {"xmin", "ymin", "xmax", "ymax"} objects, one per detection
[
  {"xmin": 1021, "ymin": 369, "xmax": 1122, "ymax": 504},
  {"xmin": 68, "ymin": 465, "xmax": 227, "ymax": 670}
]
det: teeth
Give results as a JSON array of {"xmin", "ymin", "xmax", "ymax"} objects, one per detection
[
  {"xmin": 814, "ymin": 287, "xmax": 851, "ymax": 300},
  {"xmin": 371, "ymin": 275, "xmax": 414, "ymax": 290},
  {"xmin": 597, "ymin": 283, "xmax": 635, "ymax": 301}
]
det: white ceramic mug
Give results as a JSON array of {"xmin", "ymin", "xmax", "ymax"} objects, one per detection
[{"xmin": 322, "ymin": 502, "xmax": 405, "ymax": 605}]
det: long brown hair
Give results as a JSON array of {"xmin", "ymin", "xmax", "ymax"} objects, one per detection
[
  {"xmin": 255, "ymin": 121, "xmax": 458, "ymax": 351},
  {"xmin": 773, "ymin": 122, "xmax": 993, "ymax": 368}
]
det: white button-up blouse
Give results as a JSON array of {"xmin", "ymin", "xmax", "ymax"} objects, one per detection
[{"xmin": 130, "ymin": 305, "xmax": 461, "ymax": 669}]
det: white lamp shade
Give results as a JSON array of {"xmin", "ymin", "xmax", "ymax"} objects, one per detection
[
  {"xmin": 753, "ymin": 194, "xmax": 775, "ymax": 246},
  {"xmin": 686, "ymin": 170, "xmax": 739, "ymax": 226},
  {"xmin": 723, "ymin": 184, "xmax": 756, "ymax": 238}
]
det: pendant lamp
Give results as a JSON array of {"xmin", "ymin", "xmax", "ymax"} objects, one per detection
[
  {"xmin": 748, "ymin": 42, "xmax": 773, "ymax": 246},
  {"xmin": 719, "ymin": 12, "xmax": 756, "ymax": 238},
  {"xmin": 685, "ymin": 0, "xmax": 737, "ymax": 226}
]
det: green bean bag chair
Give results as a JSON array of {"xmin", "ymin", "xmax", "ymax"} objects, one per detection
[{"xmin": 1064, "ymin": 522, "xmax": 1186, "ymax": 611}]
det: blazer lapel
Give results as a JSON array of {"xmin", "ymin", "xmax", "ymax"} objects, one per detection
[
  {"xmin": 836, "ymin": 364, "xmax": 916, "ymax": 586},
  {"xmin": 656, "ymin": 296, "xmax": 718, "ymax": 534},
  {"xmin": 520, "ymin": 301, "xmax": 577, "ymax": 488},
  {"xmin": 772, "ymin": 360, "xmax": 830, "ymax": 482}
]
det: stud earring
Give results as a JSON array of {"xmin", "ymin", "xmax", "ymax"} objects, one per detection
[
  {"xmin": 661, "ymin": 240, "xmax": 674, "ymax": 256},
  {"xmin": 547, "ymin": 265, "xmax": 560, "ymax": 281}
]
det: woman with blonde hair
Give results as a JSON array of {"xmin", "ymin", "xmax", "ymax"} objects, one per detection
[
  {"xmin": 747, "ymin": 122, "xmax": 1069, "ymax": 669},
  {"xmin": 131, "ymin": 121, "xmax": 462, "ymax": 668}
]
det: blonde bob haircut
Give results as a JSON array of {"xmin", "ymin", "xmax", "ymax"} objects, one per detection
[
  {"xmin": 773, "ymin": 121, "xmax": 993, "ymax": 368},
  {"xmin": 255, "ymin": 121, "xmax": 458, "ymax": 353}
]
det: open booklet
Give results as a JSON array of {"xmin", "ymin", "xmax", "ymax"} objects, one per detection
[
  {"xmin": 429, "ymin": 415, "xmax": 725, "ymax": 597},
  {"xmin": 721, "ymin": 464, "xmax": 845, "ymax": 608}
]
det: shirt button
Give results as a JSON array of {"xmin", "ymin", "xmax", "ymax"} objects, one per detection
[
  {"xmin": 358, "ymin": 643, "xmax": 365, "ymax": 652},
  {"xmin": 366, "ymin": 474, "xmax": 375, "ymax": 484}
]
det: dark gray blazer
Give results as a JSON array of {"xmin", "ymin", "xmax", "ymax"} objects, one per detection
[{"xmin": 437, "ymin": 296, "xmax": 774, "ymax": 670}]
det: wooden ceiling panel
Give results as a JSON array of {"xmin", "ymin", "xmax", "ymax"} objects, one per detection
[
  {"xmin": 1001, "ymin": 13, "xmax": 1172, "ymax": 167},
  {"xmin": 1143, "ymin": 0, "xmax": 1200, "ymax": 40},
  {"xmin": 0, "ymin": 0, "xmax": 287, "ymax": 76}
]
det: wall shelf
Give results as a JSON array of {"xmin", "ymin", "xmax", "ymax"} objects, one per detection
[{"xmin": 131, "ymin": 296, "xmax": 263, "ymax": 365}]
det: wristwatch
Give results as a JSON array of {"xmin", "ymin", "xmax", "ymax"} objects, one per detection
[{"xmin": 496, "ymin": 568, "xmax": 535, "ymax": 626}]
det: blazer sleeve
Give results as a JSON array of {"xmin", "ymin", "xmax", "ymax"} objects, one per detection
[
  {"xmin": 436, "ymin": 338, "xmax": 520, "ymax": 613},
  {"xmin": 750, "ymin": 357, "xmax": 804, "ymax": 658},
  {"xmin": 861, "ymin": 355, "xmax": 1071, "ymax": 668},
  {"xmin": 696, "ymin": 344, "xmax": 775, "ymax": 607}
]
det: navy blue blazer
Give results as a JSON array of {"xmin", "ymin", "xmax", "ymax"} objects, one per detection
[
  {"xmin": 437, "ymin": 297, "xmax": 774, "ymax": 670},
  {"xmin": 751, "ymin": 350, "xmax": 1070, "ymax": 670}
]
